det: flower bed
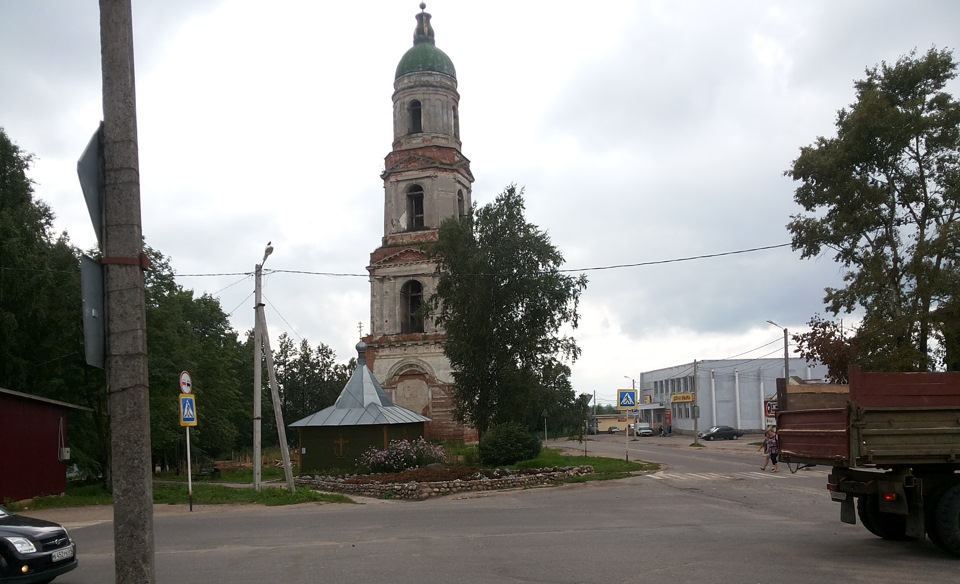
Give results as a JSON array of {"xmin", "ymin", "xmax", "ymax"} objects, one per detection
[{"xmin": 296, "ymin": 465, "xmax": 594, "ymax": 500}]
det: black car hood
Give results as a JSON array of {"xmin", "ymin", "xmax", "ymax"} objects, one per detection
[{"xmin": 0, "ymin": 513, "xmax": 64, "ymax": 538}]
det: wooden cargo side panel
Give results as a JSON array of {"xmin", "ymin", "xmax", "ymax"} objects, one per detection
[
  {"xmin": 856, "ymin": 407, "xmax": 960, "ymax": 465},
  {"xmin": 777, "ymin": 408, "xmax": 850, "ymax": 465},
  {"xmin": 849, "ymin": 366, "xmax": 960, "ymax": 408},
  {"xmin": 779, "ymin": 382, "xmax": 849, "ymax": 411}
]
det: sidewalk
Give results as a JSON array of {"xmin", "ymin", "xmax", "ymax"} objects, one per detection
[{"xmin": 549, "ymin": 433, "xmax": 763, "ymax": 456}]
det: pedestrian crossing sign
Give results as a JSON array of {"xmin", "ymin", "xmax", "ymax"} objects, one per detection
[
  {"xmin": 180, "ymin": 394, "xmax": 197, "ymax": 427},
  {"xmin": 618, "ymin": 389, "xmax": 638, "ymax": 411}
]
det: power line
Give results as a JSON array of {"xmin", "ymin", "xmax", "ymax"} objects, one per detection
[
  {"xmin": 170, "ymin": 242, "xmax": 794, "ymax": 279},
  {"xmin": 560, "ymin": 243, "xmax": 792, "ymax": 273},
  {"xmin": 263, "ymin": 293, "xmax": 304, "ymax": 343}
]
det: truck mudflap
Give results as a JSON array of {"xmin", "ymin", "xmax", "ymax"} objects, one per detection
[{"xmin": 827, "ymin": 467, "xmax": 927, "ymax": 539}]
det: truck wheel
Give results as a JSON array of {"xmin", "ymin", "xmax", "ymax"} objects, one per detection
[
  {"xmin": 924, "ymin": 489, "xmax": 950, "ymax": 553},
  {"xmin": 857, "ymin": 495, "xmax": 913, "ymax": 541},
  {"xmin": 933, "ymin": 484, "xmax": 960, "ymax": 556}
]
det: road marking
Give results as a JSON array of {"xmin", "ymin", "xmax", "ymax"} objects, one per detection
[
  {"xmin": 648, "ymin": 471, "xmax": 790, "ymax": 481},
  {"xmin": 62, "ymin": 520, "xmax": 111, "ymax": 529}
]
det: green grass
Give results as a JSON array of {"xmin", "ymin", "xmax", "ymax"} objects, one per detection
[
  {"xmin": 495, "ymin": 447, "xmax": 657, "ymax": 483},
  {"xmin": 152, "ymin": 483, "xmax": 352, "ymax": 506},
  {"xmin": 9, "ymin": 445, "xmax": 656, "ymax": 511},
  {"xmin": 155, "ymin": 465, "xmax": 291, "ymax": 484},
  {"xmin": 7, "ymin": 481, "xmax": 351, "ymax": 511},
  {"xmin": 6, "ymin": 484, "xmax": 114, "ymax": 511}
]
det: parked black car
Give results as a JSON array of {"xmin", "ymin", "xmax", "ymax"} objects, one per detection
[
  {"xmin": 0, "ymin": 506, "xmax": 77, "ymax": 583},
  {"xmin": 698, "ymin": 425, "xmax": 744, "ymax": 441}
]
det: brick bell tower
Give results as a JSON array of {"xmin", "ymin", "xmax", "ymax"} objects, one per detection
[{"xmin": 364, "ymin": 4, "xmax": 477, "ymax": 442}]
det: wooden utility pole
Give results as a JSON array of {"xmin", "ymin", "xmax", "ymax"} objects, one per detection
[
  {"xmin": 99, "ymin": 0, "xmax": 155, "ymax": 581},
  {"xmin": 259, "ymin": 312, "xmax": 297, "ymax": 492}
]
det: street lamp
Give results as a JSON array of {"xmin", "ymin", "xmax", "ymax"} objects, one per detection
[{"xmin": 767, "ymin": 319, "xmax": 790, "ymax": 395}]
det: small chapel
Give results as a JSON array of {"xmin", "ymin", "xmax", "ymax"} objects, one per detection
[{"xmin": 363, "ymin": 4, "xmax": 478, "ymax": 442}]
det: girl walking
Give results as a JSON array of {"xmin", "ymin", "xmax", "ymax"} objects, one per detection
[{"xmin": 759, "ymin": 428, "xmax": 781, "ymax": 472}]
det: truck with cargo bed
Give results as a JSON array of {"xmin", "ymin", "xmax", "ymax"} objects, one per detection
[{"xmin": 776, "ymin": 366, "xmax": 960, "ymax": 555}]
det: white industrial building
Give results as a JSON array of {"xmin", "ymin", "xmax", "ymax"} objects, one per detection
[{"xmin": 634, "ymin": 358, "xmax": 829, "ymax": 435}]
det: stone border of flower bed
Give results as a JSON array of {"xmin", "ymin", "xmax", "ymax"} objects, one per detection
[{"xmin": 295, "ymin": 465, "xmax": 595, "ymax": 500}]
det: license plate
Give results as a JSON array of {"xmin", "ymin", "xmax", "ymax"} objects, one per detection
[
  {"xmin": 830, "ymin": 491, "xmax": 848, "ymax": 502},
  {"xmin": 51, "ymin": 546, "xmax": 74, "ymax": 562}
]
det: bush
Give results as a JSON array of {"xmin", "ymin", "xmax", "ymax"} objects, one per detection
[
  {"xmin": 357, "ymin": 438, "xmax": 447, "ymax": 474},
  {"xmin": 478, "ymin": 422, "xmax": 542, "ymax": 466}
]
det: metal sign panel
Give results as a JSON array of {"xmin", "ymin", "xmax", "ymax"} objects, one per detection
[
  {"xmin": 764, "ymin": 400, "xmax": 778, "ymax": 417},
  {"xmin": 617, "ymin": 389, "xmax": 637, "ymax": 411},
  {"xmin": 180, "ymin": 395, "xmax": 197, "ymax": 427},
  {"xmin": 77, "ymin": 123, "xmax": 104, "ymax": 247},
  {"xmin": 80, "ymin": 254, "xmax": 104, "ymax": 368},
  {"xmin": 179, "ymin": 371, "xmax": 193, "ymax": 394}
]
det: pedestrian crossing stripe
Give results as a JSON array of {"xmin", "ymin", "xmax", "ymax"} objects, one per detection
[
  {"xmin": 647, "ymin": 471, "xmax": 787, "ymax": 481},
  {"xmin": 180, "ymin": 395, "xmax": 197, "ymax": 427},
  {"xmin": 618, "ymin": 389, "xmax": 637, "ymax": 410},
  {"xmin": 645, "ymin": 469, "xmax": 829, "ymax": 481}
]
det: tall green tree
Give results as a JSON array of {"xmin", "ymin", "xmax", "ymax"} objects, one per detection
[
  {"xmin": 143, "ymin": 246, "xmax": 251, "ymax": 468},
  {"xmin": 273, "ymin": 334, "xmax": 352, "ymax": 445},
  {"xmin": 792, "ymin": 315, "xmax": 859, "ymax": 383},
  {"xmin": 430, "ymin": 184, "xmax": 588, "ymax": 436},
  {"xmin": 0, "ymin": 127, "xmax": 107, "ymax": 479},
  {"xmin": 0, "ymin": 127, "xmax": 81, "ymax": 390},
  {"xmin": 786, "ymin": 47, "xmax": 960, "ymax": 371}
]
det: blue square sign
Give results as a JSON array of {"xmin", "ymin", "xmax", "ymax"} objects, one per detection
[
  {"xmin": 618, "ymin": 389, "xmax": 637, "ymax": 411},
  {"xmin": 180, "ymin": 395, "xmax": 197, "ymax": 427}
]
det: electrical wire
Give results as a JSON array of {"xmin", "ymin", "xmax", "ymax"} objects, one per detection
[
  {"xmin": 171, "ymin": 242, "xmax": 795, "ymax": 279},
  {"xmin": 262, "ymin": 294, "xmax": 304, "ymax": 343}
]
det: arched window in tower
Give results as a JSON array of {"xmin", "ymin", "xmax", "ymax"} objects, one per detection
[
  {"xmin": 457, "ymin": 189, "xmax": 465, "ymax": 219},
  {"xmin": 453, "ymin": 106, "xmax": 460, "ymax": 139},
  {"xmin": 406, "ymin": 185, "xmax": 425, "ymax": 229},
  {"xmin": 400, "ymin": 280, "xmax": 424, "ymax": 333},
  {"xmin": 409, "ymin": 100, "xmax": 422, "ymax": 134}
]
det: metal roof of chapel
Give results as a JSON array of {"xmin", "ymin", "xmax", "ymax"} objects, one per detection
[{"xmin": 288, "ymin": 342, "xmax": 430, "ymax": 428}]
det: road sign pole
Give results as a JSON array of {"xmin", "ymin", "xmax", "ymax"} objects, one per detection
[
  {"xmin": 178, "ymin": 371, "xmax": 195, "ymax": 511},
  {"xmin": 625, "ymin": 416, "xmax": 629, "ymax": 462},
  {"xmin": 186, "ymin": 425, "xmax": 193, "ymax": 512}
]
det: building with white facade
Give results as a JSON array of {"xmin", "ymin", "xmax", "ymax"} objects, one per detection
[{"xmin": 634, "ymin": 358, "xmax": 829, "ymax": 435}]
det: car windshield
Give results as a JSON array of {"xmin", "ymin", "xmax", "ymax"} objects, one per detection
[
  {"xmin": 709, "ymin": 427, "xmax": 721, "ymax": 432},
  {"xmin": 0, "ymin": 507, "xmax": 9, "ymax": 518}
]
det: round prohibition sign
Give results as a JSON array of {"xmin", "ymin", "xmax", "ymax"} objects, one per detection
[{"xmin": 179, "ymin": 371, "xmax": 193, "ymax": 394}]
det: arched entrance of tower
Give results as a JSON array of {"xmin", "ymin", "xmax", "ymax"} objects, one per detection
[
  {"xmin": 383, "ymin": 359, "xmax": 477, "ymax": 442},
  {"xmin": 387, "ymin": 360, "xmax": 433, "ymax": 418}
]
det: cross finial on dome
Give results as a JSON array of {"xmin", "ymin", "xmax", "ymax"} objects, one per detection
[{"xmin": 413, "ymin": 3, "xmax": 435, "ymax": 45}]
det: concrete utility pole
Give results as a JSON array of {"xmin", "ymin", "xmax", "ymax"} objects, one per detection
[
  {"xmin": 99, "ymin": 1, "xmax": 155, "ymax": 581},
  {"xmin": 693, "ymin": 360, "xmax": 700, "ymax": 445},
  {"xmin": 782, "ymin": 327, "xmax": 790, "ymax": 389},
  {"xmin": 251, "ymin": 243, "xmax": 295, "ymax": 492},
  {"xmin": 253, "ymin": 243, "xmax": 271, "ymax": 491},
  {"xmin": 767, "ymin": 320, "xmax": 790, "ymax": 387}
]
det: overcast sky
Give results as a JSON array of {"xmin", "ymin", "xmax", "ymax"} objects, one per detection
[{"xmin": 2, "ymin": 1, "xmax": 958, "ymax": 407}]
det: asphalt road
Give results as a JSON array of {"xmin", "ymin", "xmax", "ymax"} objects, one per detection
[{"xmin": 24, "ymin": 435, "xmax": 959, "ymax": 583}]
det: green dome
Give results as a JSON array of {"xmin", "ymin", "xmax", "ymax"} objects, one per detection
[
  {"xmin": 396, "ymin": 43, "xmax": 456, "ymax": 79},
  {"xmin": 394, "ymin": 4, "xmax": 456, "ymax": 80}
]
